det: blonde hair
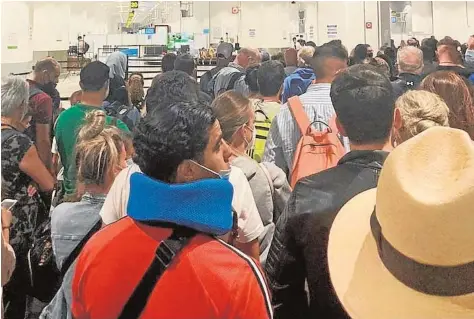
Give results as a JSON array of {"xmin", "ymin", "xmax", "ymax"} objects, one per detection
[
  {"xmin": 298, "ymin": 46, "xmax": 315, "ymax": 66},
  {"xmin": 76, "ymin": 110, "xmax": 125, "ymax": 187},
  {"xmin": 210, "ymin": 91, "xmax": 253, "ymax": 143},
  {"xmin": 396, "ymin": 90, "xmax": 450, "ymax": 143}
]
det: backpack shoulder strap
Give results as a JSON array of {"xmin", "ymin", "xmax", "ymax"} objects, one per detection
[
  {"xmin": 60, "ymin": 219, "xmax": 102, "ymax": 279},
  {"xmin": 227, "ymin": 71, "xmax": 244, "ymax": 91},
  {"xmin": 259, "ymin": 163, "xmax": 274, "ymax": 198},
  {"xmin": 328, "ymin": 115, "xmax": 339, "ymax": 135},
  {"xmin": 288, "ymin": 96, "xmax": 311, "ymax": 135},
  {"xmin": 118, "ymin": 227, "xmax": 197, "ymax": 319}
]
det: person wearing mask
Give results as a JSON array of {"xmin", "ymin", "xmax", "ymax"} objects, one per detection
[
  {"xmin": 208, "ymin": 47, "xmax": 261, "ymax": 98},
  {"xmin": 328, "ymin": 126, "xmax": 474, "ymax": 319},
  {"xmin": 420, "ymin": 71, "xmax": 474, "ymax": 140},
  {"xmin": 211, "ymin": 91, "xmax": 291, "ymax": 265},
  {"xmin": 71, "ymin": 100, "xmax": 272, "ymax": 319},
  {"xmin": 421, "ymin": 45, "xmax": 438, "ymax": 75},
  {"xmin": 263, "ymin": 44, "xmax": 349, "ymax": 177},
  {"xmin": 174, "ymin": 53, "xmax": 196, "ymax": 78},
  {"xmin": 40, "ymin": 110, "xmax": 127, "ymax": 319},
  {"xmin": 465, "ymin": 35, "xmax": 474, "ymax": 68},
  {"xmin": 26, "ymin": 58, "xmax": 60, "ymax": 171},
  {"xmin": 436, "ymin": 37, "xmax": 474, "ymax": 81},
  {"xmin": 391, "ymin": 46, "xmax": 423, "ymax": 99},
  {"xmin": 101, "ymin": 71, "xmax": 264, "ymax": 261},
  {"xmin": 1, "ymin": 76, "xmax": 55, "ymax": 319},
  {"xmin": 392, "ymin": 90, "xmax": 449, "ymax": 146},
  {"xmin": 161, "ymin": 52, "xmax": 177, "ymax": 73},
  {"xmin": 266, "ymin": 64, "xmax": 398, "ymax": 319},
  {"xmin": 55, "ymin": 61, "xmax": 129, "ymax": 200},
  {"xmin": 284, "ymin": 48, "xmax": 298, "ymax": 76},
  {"xmin": 200, "ymin": 42, "xmax": 234, "ymax": 94},
  {"xmin": 281, "ymin": 46, "xmax": 316, "ymax": 104}
]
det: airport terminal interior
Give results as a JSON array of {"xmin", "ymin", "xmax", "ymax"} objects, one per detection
[{"xmin": 2, "ymin": 1, "xmax": 474, "ymax": 319}]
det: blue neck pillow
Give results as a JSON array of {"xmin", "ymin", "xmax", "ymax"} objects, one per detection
[{"xmin": 127, "ymin": 173, "xmax": 234, "ymax": 236}]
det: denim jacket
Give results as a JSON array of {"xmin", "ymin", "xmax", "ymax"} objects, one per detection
[{"xmin": 40, "ymin": 193, "xmax": 105, "ymax": 319}]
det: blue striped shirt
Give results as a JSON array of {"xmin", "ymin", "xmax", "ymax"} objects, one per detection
[{"xmin": 262, "ymin": 83, "xmax": 349, "ymax": 176}]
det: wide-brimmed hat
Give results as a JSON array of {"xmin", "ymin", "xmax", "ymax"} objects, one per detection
[{"xmin": 328, "ymin": 127, "xmax": 474, "ymax": 319}]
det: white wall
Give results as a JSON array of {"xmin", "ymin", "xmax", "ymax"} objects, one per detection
[
  {"xmin": 156, "ymin": 1, "xmax": 386, "ymax": 50},
  {"xmin": 1, "ymin": 1, "xmax": 34, "ymax": 75}
]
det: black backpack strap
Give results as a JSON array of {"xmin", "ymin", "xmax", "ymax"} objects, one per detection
[
  {"xmin": 227, "ymin": 71, "xmax": 244, "ymax": 91},
  {"xmin": 118, "ymin": 227, "xmax": 197, "ymax": 319},
  {"xmin": 60, "ymin": 219, "xmax": 102, "ymax": 279}
]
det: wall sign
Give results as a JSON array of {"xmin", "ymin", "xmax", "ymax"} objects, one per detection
[
  {"xmin": 249, "ymin": 28, "xmax": 256, "ymax": 37},
  {"xmin": 130, "ymin": 1, "xmax": 139, "ymax": 9},
  {"xmin": 232, "ymin": 7, "xmax": 239, "ymax": 14},
  {"xmin": 327, "ymin": 24, "xmax": 338, "ymax": 38},
  {"xmin": 366, "ymin": 22, "xmax": 373, "ymax": 29}
]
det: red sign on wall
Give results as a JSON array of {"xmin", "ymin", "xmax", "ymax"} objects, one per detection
[
  {"xmin": 232, "ymin": 7, "xmax": 239, "ymax": 14},
  {"xmin": 365, "ymin": 22, "xmax": 373, "ymax": 29}
]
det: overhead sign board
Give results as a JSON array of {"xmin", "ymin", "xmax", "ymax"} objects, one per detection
[{"xmin": 130, "ymin": 1, "xmax": 139, "ymax": 9}]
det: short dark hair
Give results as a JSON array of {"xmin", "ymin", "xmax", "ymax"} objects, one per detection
[
  {"xmin": 257, "ymin": 61, "xmax": 285, "ymax": 96},
  {"xmin": 306, "ymin": 41, "xmax": 317, "ymax": 48},
  {"xmin": 79, "ymin": 61, "xmax": 110, "ymax": 92},
  {"xmin": 245, "ymin": 65, "xmax": 260, "ymax": 94},
  {"xmin": 133, "ymin": 100, "xmax": 216, "ymax": 183},
  {"xmin": 162, "ymin": 53, "xmax": 177, "ymax": 73},
  {"xmin": 330, "ymin": 64, "xmax": 395, "ymax": 144},
  {"xmin": 421, "ymin": 45, "xmax": 436, "ymax": 62},
  {"xmin": 145, "ymin": 71, "xmax": 200, "ymax": 113},
  {"xmin": 174, "ymin": 54, "xmax": 196, "ymax": 76},
  {"xmin": 311, "ymin": 44, "xmax": 348, "ymax": 78}
]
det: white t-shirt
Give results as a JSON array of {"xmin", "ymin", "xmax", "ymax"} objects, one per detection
[{"xmin": 100, "ymin": 165, "xmax": 264, "ymax": 244}]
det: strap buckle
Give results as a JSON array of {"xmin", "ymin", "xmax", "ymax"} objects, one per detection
[{"xmin": 155, "ymin": 239, "xmax": 176, "ymax": 268}]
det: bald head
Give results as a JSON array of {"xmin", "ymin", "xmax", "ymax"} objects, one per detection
[
  {"xmin": 397, "ymin": 46, "xmax": 423, "ymax": 74},
  {"xmin": 236, "ymin": 48, "xmax": 261, "ymax": 69}
]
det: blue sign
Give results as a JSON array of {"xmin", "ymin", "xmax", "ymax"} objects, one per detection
[
  {"xmin": 391, "ymin": 17, "xmax": 397, "ymax": 23},
  {"xmin": 120, "ymin": 48, "xmax": 139, "ymax": 57},
  {"xmin": 203, "ymin": 28, "xmax": 210, "ymax": 35},
  {"xmin": 145, "ymin": 27, "xmax": 155, "ymax": 34}
]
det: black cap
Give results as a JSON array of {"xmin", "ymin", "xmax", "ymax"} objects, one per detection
[{"xmin": 80, "ymin": 61, "xmax": 110, "ymax": 91}]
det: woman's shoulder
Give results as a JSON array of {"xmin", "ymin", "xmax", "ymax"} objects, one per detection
[{"xmin": 1, "ymin": 129, "xmax": 33, "ymax": 155}]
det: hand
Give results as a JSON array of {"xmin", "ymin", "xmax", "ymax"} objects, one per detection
[{"xmin": 2, "ymin": 208, "xmax": 12, "ymax": 229}]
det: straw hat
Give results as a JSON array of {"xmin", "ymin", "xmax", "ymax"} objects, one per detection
[{"xmin": 328, "ymin": 127, "xmax": 474, "ymax": 319}]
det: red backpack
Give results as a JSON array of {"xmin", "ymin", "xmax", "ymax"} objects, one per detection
[{"xmin": 288, "ymin": 96, "xmax": 345, "ymax": 188}]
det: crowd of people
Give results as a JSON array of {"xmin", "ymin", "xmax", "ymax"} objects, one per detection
[{"xmin": 2, "ymin": 33, "xmax": 474, "ymax": 319}]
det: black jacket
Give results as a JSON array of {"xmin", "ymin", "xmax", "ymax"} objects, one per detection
[
  {"xmin": 391, "ymin": 73, "xmax": 422, "ymax": 99},
  {"xmin": 265, "ymin": 150, "xmax": 389, "ymax": 319}
]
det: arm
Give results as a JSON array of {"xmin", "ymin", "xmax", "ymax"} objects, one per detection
[
  {"xmin": 19, "ymin": 145, "xmax": 55, "ymax": 192},
  {"xmin": 264, "ymin": 162, "xmax": 292, "ymax": 222},
  {"xmin": 36, "ymin": 123, "xmax": 53, "ymax": 170},
  {"xmin": 234, "ymin": 238, "xmax": 260, "ymax": 261},
  {"xmin": 265, "ymin": 193, "xmax": 309, "ymax": 319},
  {"xmin": 263, "ymin": 117, "xmax": 289, "ymax": 176}
]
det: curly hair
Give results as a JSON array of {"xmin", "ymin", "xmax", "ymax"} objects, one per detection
[
  {"xmin": 133, "ymin": 100, "xmax": 216, "ymax": 183},
  {"xmin": 145, "ymin": 71, "xmax": 200, "ymax": 114},
  {"xmin": 128, "ymin": 73, "xmax": 144, "ymax": 108}
]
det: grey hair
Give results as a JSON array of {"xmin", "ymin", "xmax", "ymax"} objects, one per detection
[
  {"xmin": 1, "ymin": 76, "xmax": 29, "ymax": 118},
  {"xmin": 397, "ymin": 46, "xmax": 424, "ymax": 74}
]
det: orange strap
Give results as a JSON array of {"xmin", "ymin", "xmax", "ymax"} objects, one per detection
[
  {"xmin": 288, "ymin": 96, "xmax": 312, "ymax": 136},
  {"xmin": 328, "ymin": 115, "xmax": 339, "ymax": 135}
]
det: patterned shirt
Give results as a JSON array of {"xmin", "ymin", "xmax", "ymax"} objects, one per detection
[{"xmin": 263, "ymin": 83, "xmax": 349, "ymax": 176}]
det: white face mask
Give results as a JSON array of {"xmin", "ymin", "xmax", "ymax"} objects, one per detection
[
  {"xmin": 243, "ymin": 124, "xmax": 256, "ymax": 151},
  {"xmin": 190, "ymin": 160, "xmax": 232, "ymax": 180}
]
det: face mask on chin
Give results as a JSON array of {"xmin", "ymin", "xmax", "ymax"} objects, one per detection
[
  {"xmin": 243, "ymin": 124, "xmax": 256, "ymax": 151},
  {"xmin": 190, "ymin": 160, "xmax": 232, "ymax": 180}
]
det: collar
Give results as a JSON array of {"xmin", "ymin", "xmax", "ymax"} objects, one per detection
[
  {"xmin": 228, "ymin": 62, "xmax": 245, "ymax": 72},
  {"xmin": 127, "ymin": 173, "xmax": 234, "ymax": 235},
  {"xmin": 338, "ymin": 150, "xmax": 389, "ymax": 168},
  {"xmin": 306, "ymin": 83, "xmax": 331, "ymax": 92},
  {"xmin": 81, "ymin": 192, "xmax": 107, "ymax": 205}
]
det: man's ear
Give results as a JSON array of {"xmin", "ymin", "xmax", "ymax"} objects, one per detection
[
  {"xmin": 175, "ymin": 160, "xmax": 196, "ymax": 183},
  {"xmin": 335, "ymin": 117, "xmax": 347, "ymax": 137}
]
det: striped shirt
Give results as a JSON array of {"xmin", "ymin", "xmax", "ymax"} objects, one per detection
[{"xmin": 263, "ymin": 83, "xmax": 349, "ymax": 176}]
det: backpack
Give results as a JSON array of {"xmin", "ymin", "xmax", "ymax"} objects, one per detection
[
  {"xmin": 281, "ymin": 68, "xmax": 316, "ymax": 104},
  {"xmin": 288, "ymin": 96, "xmax": 345, "ymax": 188},
  {"xmin": 208, "ymin": 67, "xmax": 244, "ymax": 98},
  {"xmin": 247, "ymin": 107, "xmax": 272, "ymax": 163},
  {"xmin": 103, "ymin": 101, "xmax": 139, "ymax": 131}
]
